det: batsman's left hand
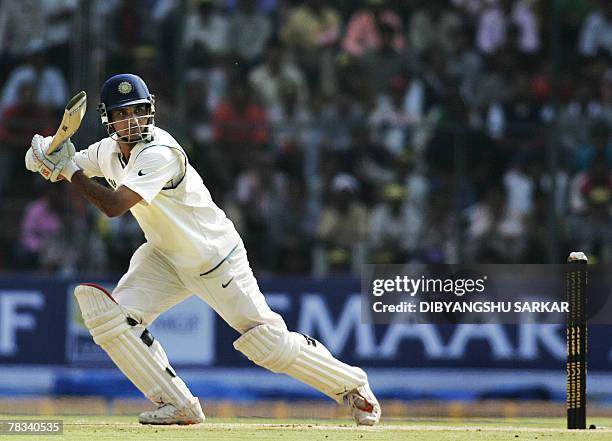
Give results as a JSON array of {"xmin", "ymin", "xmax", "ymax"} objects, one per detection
[{"xmin": 25, "ymin": 134, "xmax": 79, "ymax": 182}]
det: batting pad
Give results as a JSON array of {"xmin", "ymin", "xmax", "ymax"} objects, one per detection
[
  {"xmin": 233, "ymin": 324, "xmax": 367, "ymax": 402},
  {"xmin": 74, "ymin": 284, "xmax": 200, "ymax": 412}
]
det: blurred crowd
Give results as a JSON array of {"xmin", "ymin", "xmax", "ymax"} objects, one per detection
[{"xmin": 0, "ymin": 0, "xmax": 611, "ymax": 276}]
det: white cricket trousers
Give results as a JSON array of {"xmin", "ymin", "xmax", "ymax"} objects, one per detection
[
  {"xmin": 112, "ymin": 240, "xmax": 286, "ymax": 332},
  {"xmin": 108, "ymin": 238, "xmax": 370, "ymax": 408}
]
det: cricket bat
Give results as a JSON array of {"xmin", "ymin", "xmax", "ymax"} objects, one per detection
[{"xmin": 47, "ymin": 91, "xmax": 87, "ymax": 154}]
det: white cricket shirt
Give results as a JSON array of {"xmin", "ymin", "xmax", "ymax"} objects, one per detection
[{"xmin": 74, "ymin": 127, "xmax": 241, "ymax": 272}]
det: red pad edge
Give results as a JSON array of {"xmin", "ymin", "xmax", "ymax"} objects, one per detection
[{"xmin": 78, "ymin": 283, "xmax": 117, "ymax": 304}]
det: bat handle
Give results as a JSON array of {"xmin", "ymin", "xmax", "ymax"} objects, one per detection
[
  {"xmin": 47, "ymin": 134, "xmax": 68, "ymax": 155},
  {"xmin": 47, "ymin": 138, "xmax": 61, "ymax": 154}
]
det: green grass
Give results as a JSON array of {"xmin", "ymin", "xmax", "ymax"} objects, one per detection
[{"xmin": 1, "ymin": 416, "xmax": 612, "ymax": 441}]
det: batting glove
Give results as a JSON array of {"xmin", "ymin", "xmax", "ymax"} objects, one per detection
[{"xmin": 26, "ymin": 135, "xmax": 80, "ymax": 182}]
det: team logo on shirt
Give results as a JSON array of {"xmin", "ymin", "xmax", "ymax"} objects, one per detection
[{"xmin": 118, "ymin": 81, "xmax": 133, "ymax": 94}]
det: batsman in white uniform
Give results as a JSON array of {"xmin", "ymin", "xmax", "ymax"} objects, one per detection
[{"xmin": 24, "ymin": 74, "xmax": 381, "ymax": 426}]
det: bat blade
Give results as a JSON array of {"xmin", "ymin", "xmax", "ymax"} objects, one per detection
[{"xmin": 47, "ymin": 91, "xmax": 87, "ymax": 154}]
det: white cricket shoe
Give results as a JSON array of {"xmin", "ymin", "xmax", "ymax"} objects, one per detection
[
  {"xmin": 139, "ymin": 402, "xmax": 205, "ymax": 425},
  {"xmin": 345, "ymin": 383, "xmax": 381, "ymax": 426}
]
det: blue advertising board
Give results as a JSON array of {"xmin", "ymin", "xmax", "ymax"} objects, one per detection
[
  {"xmin": 0, "ymin": 275, "xmax": 610, "ymax": 372},
  {"xmin": 0, "ymin": 276, "xmax": 68, "ymax": 365}
]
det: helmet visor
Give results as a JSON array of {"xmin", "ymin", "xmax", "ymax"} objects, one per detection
[{"xmin": 106, "ymin": 97, "xmax": 151, "ymax": 112}]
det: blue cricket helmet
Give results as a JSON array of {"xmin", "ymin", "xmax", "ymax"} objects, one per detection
[
  {"xmin": 100, "ymin": 73, "xmax": 152, "ymax": 110},
  {"xmin": 97, "ymin": 73, "xmax": 156, "ymax": 143}
]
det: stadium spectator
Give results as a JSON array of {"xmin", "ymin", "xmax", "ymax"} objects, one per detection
[
  {"xmin": 185, "ymin": 76, "xmax": 214, "ymax": 173},
  {"xmin": 572, "ymin": 120, "xmax": 612, "ymax": 173},
  {"xmin": 249, "ymin": 38, "xmax": 309, "ymax": 111},
  {"xmin": 368, "ymin": 183, "xmax": 421, "ymax": 263},
  {"xmin": 233, "ymin": 153, "xmax": 288, "ymax": 269},
  {"xmin": 15, "ymin": 187, "xmax": 64, "ymax": 269},
  {"xmin": 495, "ymin": 72, "xmax": 546, "ymax": 152},
  {"xmin": 311, "ymin": 92, "xmax": 366, "ymax": 154},
  {"xmin": 503, "ymin": 155, "xmax": 537, "ymax": 216},
  {"xmin": 273, "ymin": 178, "xmax": 312, "ymax": 274},
  {"xmin": 567, "ymin": 163, "xmax": 612, "ymax": 262},
  {"xmin": 227, "ymin": 0, "xmax": 272, "ymax": 68},
  {"xmin": 281, "ymin": 0, "xmax": 341, "ymax": 94},
  {"xmin": 183, "ymin": 0, "xmax": 230, "ymax": 69},
  {"xmin": 353, "ymin": 126, "xmax": 399, "ymax": 201},
  {"xmin": 315, "ymin": 173, "xmax": 367, "ymax": 274},
  {"xmin": 0, "ymin": 40, "xmax": 68, "ymax": 114},
  {"xmin": 341, "ymin": 0, "xmax": 405, "ymax": 57},
  {"xmin": 360, "ymin": 24, "xmax": 410, "ymax": 95},
  {"xmin": 570, "ymin": 152, "xmax": 612, "ymax": 214},
  {"xmin": 211, "ymin": 78, "xmax": 269, "ymax": 190},
  {"xmin": 368, "ymin": 77, "xmax": 416, "ymax": 157},
  {"xmin": 408, "ymin": 0, "xmax": 463, "ymax": 57},
  {"xmin": 42, "ymin": 0, "xmax": 78, "ymax": 76},
  {"xmin": 267, "ymin": 80, "xmax": 312, "ymax": 157},
  {"xmin": 464, "ymin": 185, "xmax": 526, "ymax": 263},
  {"xmin": 557, "ymin": 78, "xmax": 600, "ymax": 152},
  {"xmin": 578, "ymin": 0, "xmax": 612, "ymax": 58},
  {"xmin": 0, "ymin": 0, "xmax": 46, "ymax": 76},
  {"xmin": 280, "ymin": 0, "xmax": 341, "ymax": 53},
  {"xmin": 96, "ymin": 210, "xmax": 142, "ymax": 273},
  {"xmin": 0, "ymin": 80, "xmax": 54, "ymax": 196},
  {"xmin": 446, "ymin": 29, "xmax": 484, "ymax": 105},
  {"xmin": 419, "ymin": 192, "xmax": 457, "ymax": 263},
  {"xmin": 476, "ymin": 0, "xmax": 540, "ymax": 55}
]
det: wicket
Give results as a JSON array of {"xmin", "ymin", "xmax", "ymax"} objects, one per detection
[{"xmin": 566, "ymin": 251, "xmax": 588, "ymax": 430}]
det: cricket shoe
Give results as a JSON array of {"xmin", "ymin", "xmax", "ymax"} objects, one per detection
[
  {"xmin": 344, "ymin": 382, "xmax": 381, "ymax": 426},
  {"xmin": 139, "ymin": 402, "xmax": 205, "ymax": 425}
]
